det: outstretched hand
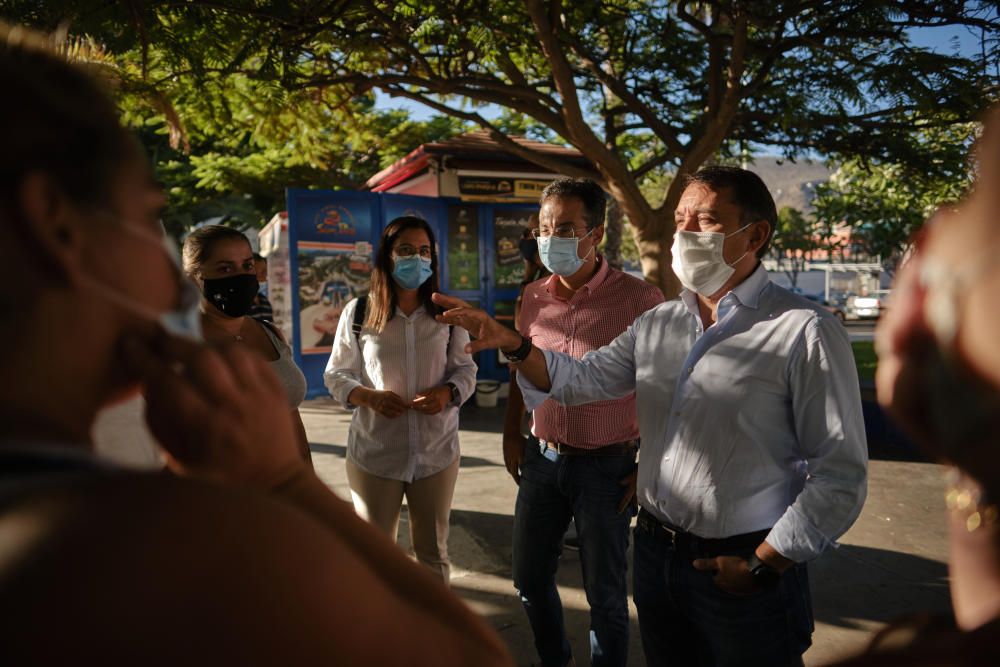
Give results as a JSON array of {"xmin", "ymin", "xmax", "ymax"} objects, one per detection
[{"xmin": 432, "ymin": 293, "xmax": 522, "ymax": 355}]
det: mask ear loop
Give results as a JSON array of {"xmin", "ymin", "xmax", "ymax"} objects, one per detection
[
  {"xmin": 578, "ymin": 227, "xmax": 597, "ymax": 262},
  {"xmin": 723, "ymin": 220, "xmax": 757, "ymax": 267}
]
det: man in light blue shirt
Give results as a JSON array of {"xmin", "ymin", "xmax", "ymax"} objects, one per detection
[{"xmin": 434, "ymin": 166, "xmax": 868, "ymax": 667}]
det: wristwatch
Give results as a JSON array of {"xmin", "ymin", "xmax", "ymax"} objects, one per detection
[
  {"xmin": 746, "ymin": 554, "xmax": 782, "ymax": 590},
  {"xmin": 503, "ymin": 335, "xmax": 533, "ymax": 364},
  {"xmin": 446, "ymin": 382, "xmax": 461, "ymax": 405}
]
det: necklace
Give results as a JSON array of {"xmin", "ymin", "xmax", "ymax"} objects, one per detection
[
  {"xmin": 206, "ymin": 316, "xmax": 248, "ymax": 343},
  {"xmin": 232, "ymin": 317, "xmax": 248, "ymax": 342}
]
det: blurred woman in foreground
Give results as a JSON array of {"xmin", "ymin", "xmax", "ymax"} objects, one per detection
[
  {"xmin": 0, "ymin": 23, "xmax": 510, "ymax": 666},
  {"xmin": 832, "ymin": 107, "xmax": 1000, "ymax": 665}
]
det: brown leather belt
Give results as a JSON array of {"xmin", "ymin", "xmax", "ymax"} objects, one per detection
[{"xmin": 539, "ymin": 438, "xmax": 639, "ymax": 457}]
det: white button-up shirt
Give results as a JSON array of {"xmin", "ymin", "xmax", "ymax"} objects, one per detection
[
  {"xmin": 520, "ymin": 265, "xmax": 868, "ymax": 562},
  {"xmin": 324, "ymin": 298, "xmax": 477, "ymax": 483}
]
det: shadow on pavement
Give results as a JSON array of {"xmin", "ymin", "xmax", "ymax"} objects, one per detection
[
  {"xmin": 450, "ymin": 508, "xmax": 951, "ymax": 633},
  {"xmin": 310, "ymin": 442, "xmax": 346, "ymax": 457},
  {"xmin": 811, "ymin": 543, "xmax": 951, "ymax": 630}
]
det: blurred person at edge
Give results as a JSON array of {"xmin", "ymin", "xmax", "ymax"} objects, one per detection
[
  {"xmin": 830, "ymin": 106, "xmax": 1000, "ymax": 667},
  {"xmin": 182, "ymin": 226, "xmax": 310, "ymax": 464},
  {"xmin": 0, "ymin": 24, "xmax": 511, "ymax": 667},
  {"xmin": 323, "ymin": 216, "xmax": 477, "ymax": 585}
]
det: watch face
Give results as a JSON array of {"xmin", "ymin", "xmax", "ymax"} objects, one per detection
[{"xmin": 751, "ymin": 564, "xmax": 782, "ymax": 589}]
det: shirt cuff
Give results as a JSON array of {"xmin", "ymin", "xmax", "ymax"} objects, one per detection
[
  {"xmin": 331, "ymin": 378, "xmax": 364, "ymax": 410},
  {"xmin": 764, "ymin": 504, "xmax": 837, "ymax": 563},
  {"xmin": 516, "ymin": 349, "xmax": 563, "ymax": 411}
]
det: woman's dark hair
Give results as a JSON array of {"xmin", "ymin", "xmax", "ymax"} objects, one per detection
[
  {"xmin": 0, "ymin": 23, "xmax": 136, "ymax": 218},
  {"xmin": 685, "ymin": 166, "xmax": 777, "ymax": 258},
  {"xmin": 367, "ymin": 216, "xmax": 440, "ymax": 334},
  {"xmin": 182, "ymin": 225, "xmax": 252, "ymax": 277}
]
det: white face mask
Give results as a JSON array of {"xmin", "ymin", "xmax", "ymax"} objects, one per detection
[
  {"xmin": 670, "ymin": 222, "xmax": 753, "ymax": 296},
  {"xmin": 81, "ymin": 222, "xmax": 203, "ymax": 341}
]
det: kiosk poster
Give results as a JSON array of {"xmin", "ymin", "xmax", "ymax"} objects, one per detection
[
  {"xmin": 297, "ymin": 241, "xmax": 372, "ymax": 355},
  {"xmin": 494, "ymin": 209, "xmax": 535, "ymax": 288},
  {"xmin": 447, "ymin": 205, "xmax": 479, "ymax": 292}
]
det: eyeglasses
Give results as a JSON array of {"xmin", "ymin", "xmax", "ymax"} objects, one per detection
[
  {"xmin": 393, "ymin": 244, "xmax": 433, "ymax": 259},
  {"xmin": 531, "ymin": 225, "xmax": 589, "ymax": 240}
]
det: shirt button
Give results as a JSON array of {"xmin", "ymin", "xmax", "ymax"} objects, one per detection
[
  {"xmin": 664, "ymin": 456, "xmax": 671, "ymax": 462},
  {"xmin": 687, "ymin": 367, "xmax": 694, "ymax": 374},
  {"xmin": 673, "ymin": 411, "xmax": 681, "ymax": 417}
]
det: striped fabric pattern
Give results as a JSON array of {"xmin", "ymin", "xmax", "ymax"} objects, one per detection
[{"xmin": 519, "ymin": 257, "xmax": 664, "ymax": 448}]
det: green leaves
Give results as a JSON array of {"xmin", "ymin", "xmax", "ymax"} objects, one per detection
[{"xmin": 812, "ymin": 120, "xmax": 976, "ymax": 272}]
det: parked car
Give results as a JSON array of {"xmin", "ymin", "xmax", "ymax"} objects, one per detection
[
  {"xmin": 845, "ymin": 292, "xmax": 888, "ymax": 320},
  {"xmin": 802, "ymin": 292, "xmax": 847, "ymax": 322}
]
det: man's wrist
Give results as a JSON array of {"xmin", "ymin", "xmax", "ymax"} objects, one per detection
[
  {"xmin": 503, "ymin": 334, "xmax": 533, "ymax": 363},
  {"xmin": 746, "ymin": 553, "xmax": 782, "ymax": 589},
  {"xmin": 499, "ymin": 331, "xmax": 525, "ymax": 353}
]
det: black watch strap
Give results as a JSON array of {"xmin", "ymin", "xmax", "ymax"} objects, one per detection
[
  {"xmin": 446, "ymin": 382, "xmax": 460, "ymax": 405},
  {"xmin": 504, "ymin": 335, "xmax": 533, "ymax": 364},
  {"xmin": 746, "ymin": 554, "xmax": 782, "ymax": 589}
]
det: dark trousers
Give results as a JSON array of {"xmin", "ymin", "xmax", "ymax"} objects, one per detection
[
  {"xmin": 633, "ymin": 512, "xmax": 814, "ymax": 667},
  {"xmin": 512, "ymin": 439, "xmax": 636, "ymax": 667}
]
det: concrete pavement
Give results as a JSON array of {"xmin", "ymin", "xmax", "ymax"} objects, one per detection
[{"xmin": 301, "ymin": 397, "xmax": 950, "ymax": 667}]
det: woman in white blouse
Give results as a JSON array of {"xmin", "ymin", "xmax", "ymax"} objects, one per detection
[{"xmin": 324, "ymin": 216, "xmax": 477, "ymax": 584}]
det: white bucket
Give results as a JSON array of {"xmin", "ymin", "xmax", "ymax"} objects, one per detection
[{"xmin": 475, "ymin": 380, "xmax": 501, "ymax": 408}]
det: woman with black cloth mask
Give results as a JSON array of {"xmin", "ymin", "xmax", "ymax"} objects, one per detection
[{"xmin": 182, "ymin": 225, "xmax": 311, "ymax": 464}]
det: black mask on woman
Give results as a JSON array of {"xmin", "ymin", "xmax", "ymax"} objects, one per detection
[
  {"xmin": 202, "ymin": 274, "xmax": 260, "ymax": 318},
  {"xmin": 519, "ymin": 238, "xmax": 538, "ymax": 261}
]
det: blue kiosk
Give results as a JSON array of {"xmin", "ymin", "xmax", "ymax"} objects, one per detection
[{"xmin": 259, "ymin": 131, "xmax": 596, "ymax": 399}]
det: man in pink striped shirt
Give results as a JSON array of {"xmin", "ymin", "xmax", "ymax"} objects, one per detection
[{"xmin": 505, "ymin": 178, "xmax": 663, "ymax": 667}]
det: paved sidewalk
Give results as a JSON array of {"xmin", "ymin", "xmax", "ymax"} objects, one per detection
[{"xmin": 301, "ymin": 398, "xmax": 950, "ymax": 667}]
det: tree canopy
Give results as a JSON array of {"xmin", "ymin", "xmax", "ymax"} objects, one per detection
[
  {"xmin": 7, "ymin": 1, "xmax": 998, "ymax": 291},
  {"xmin": 812, "ymin": 119, "xmax": 977, "ymax": 273}
]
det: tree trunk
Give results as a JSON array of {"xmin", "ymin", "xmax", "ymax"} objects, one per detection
[
  {"xmin": 628, "ymin": 207, "xmax": 680, "ymax": 298},
  {"xmin": 604, "ymin": 197, "xmax": 623, "ymax": 269}
]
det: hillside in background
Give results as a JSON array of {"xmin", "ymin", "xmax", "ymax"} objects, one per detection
[{"xmin": 749, "ymin": 156, "xmax": 832, "ymax": 212}]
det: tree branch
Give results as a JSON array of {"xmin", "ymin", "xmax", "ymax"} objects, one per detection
[
  {"xmin": 559, "ymin": 30, "xmax": 686, "ymax": 158},
  {"xmin": 525, "ymin": 0, "xmax": 655, "ymax": 230},
  {"xmin": 632, "ymin": 151, "xmax": 675, "ymax": 180}
]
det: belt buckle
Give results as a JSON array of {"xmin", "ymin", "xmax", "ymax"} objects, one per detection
[{"xmin": 642, "ymin": 511, "xmax": 678, "ymax": 546}]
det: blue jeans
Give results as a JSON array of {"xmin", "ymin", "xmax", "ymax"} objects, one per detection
[
  {"xmin": 512, "ymin": 438, "xmax": 636, "ymax": 667},
  {"xmin": 632, "ymin": 515, "xmax": 814, "ymax": 667}
]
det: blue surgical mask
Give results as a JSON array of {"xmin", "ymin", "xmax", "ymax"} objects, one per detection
[
  {"xmin": 392, "ymin": 255, "xmax": 434, "ymax": 290},
  {"xmin": 537, "ymin": 229, "xmax": 594, "ymax": 277}
]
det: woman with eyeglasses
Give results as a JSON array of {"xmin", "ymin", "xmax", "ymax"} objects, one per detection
[{"xmin": 324, "ymin": 216, "xmax": 477, "ymax": 584}]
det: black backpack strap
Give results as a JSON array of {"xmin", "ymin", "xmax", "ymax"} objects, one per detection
[{"xmin": 352, "ymin": 296, "xmax": 367, "ymax": 346}]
